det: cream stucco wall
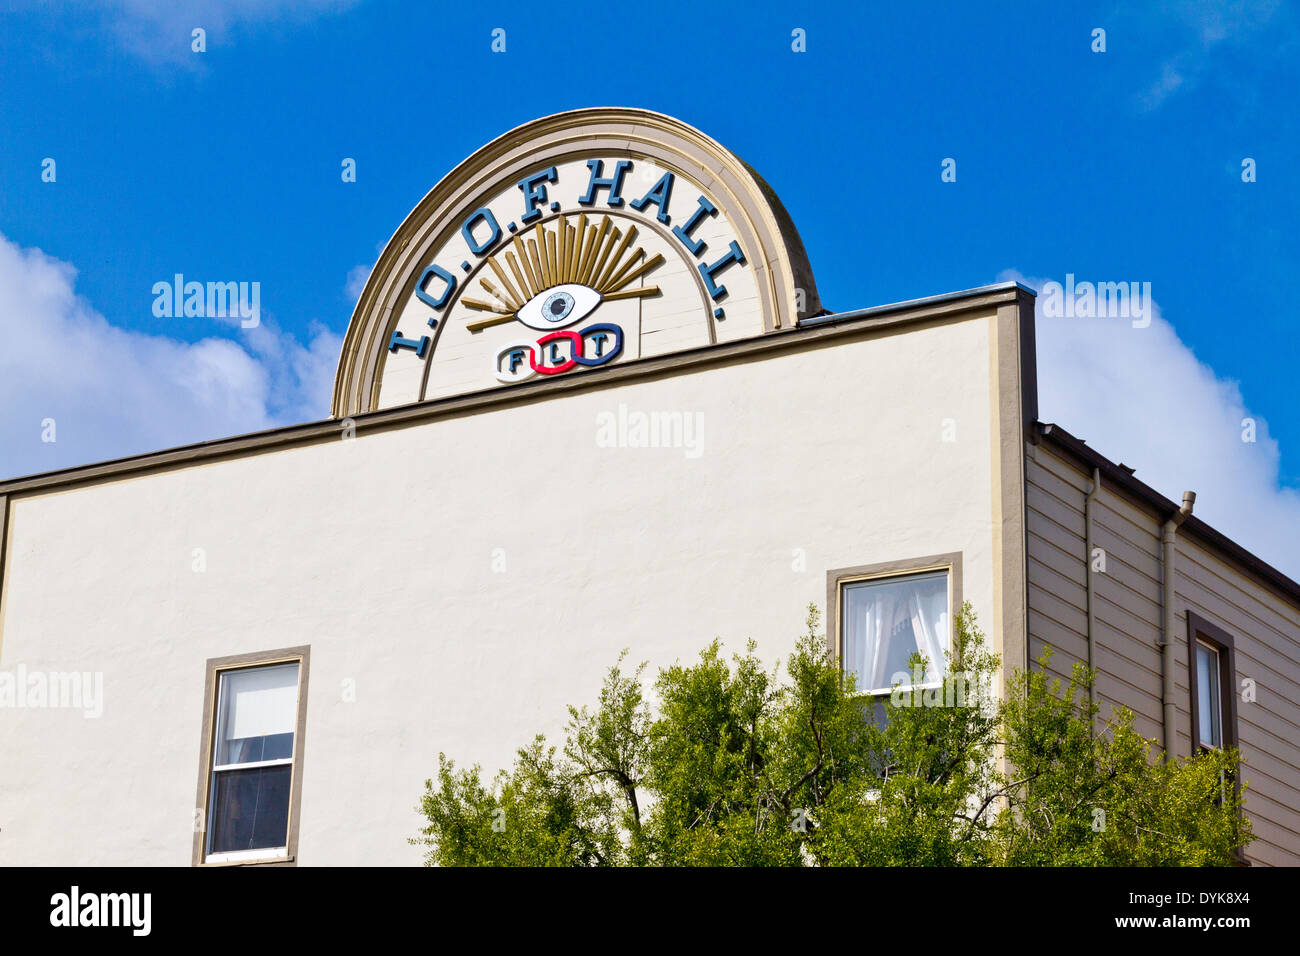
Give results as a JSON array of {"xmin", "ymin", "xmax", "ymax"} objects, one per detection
[{"xmin": 0, "ymin": 311, "xmax": 998, "ymax": 865}]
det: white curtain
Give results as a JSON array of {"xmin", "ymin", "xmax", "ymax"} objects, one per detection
[
  {"xmin": 843, "ymin": 572, "xmax": 948, "ymax": 693},
  {"xmin": 845, "ymin": 592, "xmax": 885, "ymax": 690},
  {"xmin": 909, "ymin": 587, "xmax": 948, "ymax": 681}
]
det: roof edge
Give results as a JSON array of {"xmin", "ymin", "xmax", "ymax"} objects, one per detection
[
  {"xmin": 1036, "ymin": 421, "xmax": 1300, "ymax": 610},
  {"xmin": 0, "ymin": 282, "xmax": 1019, "ymax": 496},
  {"xmin": 802, "ymin": 280, "xmax": 1035, "ymax": 327}
]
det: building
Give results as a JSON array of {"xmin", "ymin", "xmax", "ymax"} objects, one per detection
[{"xmin": 0, "ymin": 108, "xmax": 1296, "ymax": 867}]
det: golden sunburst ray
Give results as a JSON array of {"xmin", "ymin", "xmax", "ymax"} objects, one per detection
[{"xmin": 463, "ymin": 214, "xmax": 664, "ymax": 331}]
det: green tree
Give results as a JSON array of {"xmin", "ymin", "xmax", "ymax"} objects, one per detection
[
  {"xmin": 993, "ymin": 653, "xmax": 1248, "ymax": 865},
  {"xmin": 413, "ymin": 604, "xmax": 1250, "ymax": 866}
]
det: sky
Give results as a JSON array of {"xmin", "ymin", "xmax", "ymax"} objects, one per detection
[{"xmin": 0, "ymin": 0, "xmax": 1296, "ymax": 574}]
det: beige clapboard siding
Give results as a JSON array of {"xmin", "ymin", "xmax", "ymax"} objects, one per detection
[
  {"xmin": 1029, "ymin": 530, "xmax": 1088, "ymax": 590},
  {"xmin": 1030, "ymin": 551, "xmax": 1089, "ymax": 613},
  {"xmin": 1025, "ymin": 580, "xmax": 1088, "ymax": 640},
  {"xmin": 1179, "ymin": 549, "xmax": 1300, "ymax": 671},
  {"xmin": 1028, "ymin": 586, "xmax": 1088, "ymax": 660},
  {"xmin": 1028, "ymin": 513, "xmax": 1088, "ymax": 567},
  {"xmin": 1231, "ymin": 750, "xmax": 1300, "ymax": 819},
  {"xmin": 1091, "ymin": 512, "xmax": 1163, "ymax": 624},
  {"xmin": 1249, "ymin": 816, "xmax": 1300, "ymax": 868},
  {"xmin": 1026, "ymin": 451, "xmax": 1090, "ymax": 510},
  {"xmin": 1091, "ymin": 499, "xmax": 1163, "ymax": 585},
  {"xmin": 1229, "ymin": 701, "xmax": 1300, "ymax": 766},
  {"xmin": 1241, "ymin": 791, "xmax": 1300, "ymax": 867},
  {"xmin": 1025, "ymin": 439, "xmax": 1300, "ymax": 865},
  {"xmin": 1177, "ymin": 595, "xmax": 1299, "ymax": 706},
  {"xmin": 1093, "ymin": 630, "xmax": 1163, "ymax": 699},
  {"xmin": 1025, "ymin": 451, "xmax": 1088, "ymax": 688},
  {"xmin": 1026, "ymin": 482, "xmax": 1086, "ymax": 539},
  {"xmin": 1093, "ymin": 576, "xmax": 1162, "ymax": 642},
  {"xmin": 1172, "ymin": 538, "xmax": 1300, "ymax": 863}
]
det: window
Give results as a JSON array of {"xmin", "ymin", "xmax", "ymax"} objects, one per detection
[
  {"xmin": 1187, "ymin": 613, "xmax": 1236, "ymax": 754},
  {"xmin": 843, "ymin": 571, "xmax": 950, "ymax": 695},
  {"xmin": 194, "ymin": 648, "xmax": 309, "ymax": 866},
  {"xmin": 1186, "ymin": 614, "xmax": 1246, "ymax": 864},
  {"xmin": 1195, "ymin": 641, "xmax": 1222, "ymax": 748},
  {"xmin": 827, "ymin": 554, "xmax": 960, "ymax": 700}
]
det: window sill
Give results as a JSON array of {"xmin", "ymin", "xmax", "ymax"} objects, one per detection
[{"xmin": 199, "ymin": 849, "xmax": 293, "ymax": 867}]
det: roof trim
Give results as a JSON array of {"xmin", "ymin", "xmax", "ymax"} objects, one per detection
[
  {"xmin": 801, "ymin": 280, "xmax": 1037, "ymax": 326},
  {"xmin": 1035, "ymin": 422, "xmax": 1300, "ymax": 610},
  {"xmin": 0, "ymin": 283, "xmax": 1023, "ymax": 497}
]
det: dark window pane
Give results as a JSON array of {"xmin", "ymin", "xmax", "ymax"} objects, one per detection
[
  {"xmin": 224, "ymin": 732, "xmax": 294, "ymax": 765},
  {"xmin": 864, "ymin": 696, "xmax": 890, "ymax": 728},
  {"xmin": 209, "ymin": 765, "xmax": 291, "ymax": 854},
  {"xmin": 260, "ymin": 732, "xmax": 294, "ymax": 762}
]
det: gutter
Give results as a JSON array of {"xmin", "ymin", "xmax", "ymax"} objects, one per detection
[
  {"xmin": 1160, "ymin": 491, "xmax": 1196, "ymax": 758},
  {"xmin": 1036, "ymin": 422, "xmax": 1300, "ymax": 612}
]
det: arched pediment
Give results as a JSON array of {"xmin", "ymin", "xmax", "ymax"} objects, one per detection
[{"xmin": 333, "ymin": 108, "xmax": 820, "ymax": 417}]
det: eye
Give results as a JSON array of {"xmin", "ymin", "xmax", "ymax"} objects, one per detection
[{"xmin": 516, "ymin": 282, "xmax": 602, "ymax": 330}]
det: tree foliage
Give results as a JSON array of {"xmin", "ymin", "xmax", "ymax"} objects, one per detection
[{"xmin": 413, "ymin": 604, "xmax": 1250, "ymax": 866}]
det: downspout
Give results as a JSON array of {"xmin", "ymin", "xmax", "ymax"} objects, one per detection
[
  {"xmin": 1084, "ymin": 469, "xmax": 1101, "ymax": 724},
  {"xmin": 1160, "ymin": 491, "xmax": 1196, "ymax": 759}
]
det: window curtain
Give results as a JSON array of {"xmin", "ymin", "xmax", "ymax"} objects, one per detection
[
  {"xmin": 844, "ymin": 586, "xmax": 887, "ymax": 691},
  {"xmin": 844, "ymin": 572, "xmax": 948, "ymax": 693},
  {"xmin": 909, "ymin": 586, "xmax": 948, "ymax": 681}
]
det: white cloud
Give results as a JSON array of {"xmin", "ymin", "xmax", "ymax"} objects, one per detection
[
  {"xmin": 1001, "ymin": 269, "xmax": 1300, "ymax": 578},
  {"xmin": 0, "ymin": 231, "xmax": 341, "ymax": 480},
  {"xmin": 1136, "ymin": 0, "xmax": 1283, "ymax": 110},
  {"xmin": 30, "ymin": 0, "xmax": 362, "ymax": 66},
  {"xmin": 345, "ymin": 263, "xmax": 373, "ymax": 306},
  {"xmin": 1140, "ymin": 63, "xmax": 1186, "ymax": 110}
]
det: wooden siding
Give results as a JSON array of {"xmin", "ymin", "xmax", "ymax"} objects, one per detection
[{"xmin": 1025, "ymin": 440, "xmax": 1300, "ymax": 866}]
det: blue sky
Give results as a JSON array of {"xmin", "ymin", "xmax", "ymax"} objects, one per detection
[{"xmin": 0, "ymin": 0, "xmax": 1297, "ymax": 571}]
